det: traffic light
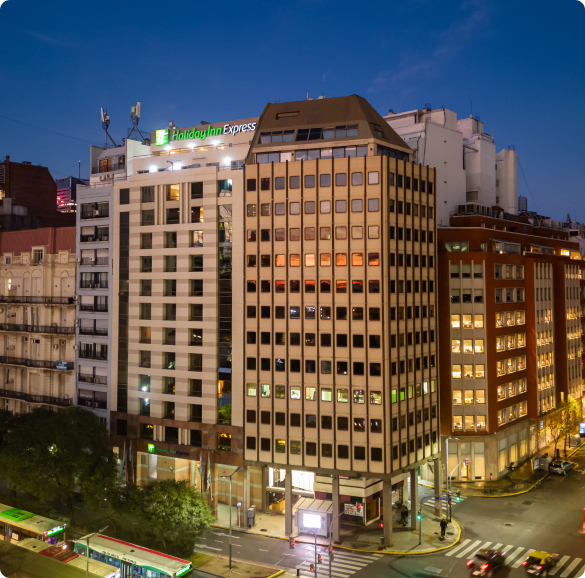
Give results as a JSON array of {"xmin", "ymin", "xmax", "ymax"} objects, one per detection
[
  {"xmin": 456, "ymin": 490, "xmax": 461, "ymax": 502},
  {"xmin": 416, "ymin": 511, "xmax": 422, "ymax": 521},
  {"xmin": 464, "ymin": 458, "xmax": 469, "ymax": 465},
  {"xmin": 329, "ymin": 546, "xmax": 334, "ymax": 562},
  {"xmin": 289, "ymin": 537, "xmax": 295, "ymax": 549},
  {"xmin": 380, "ymin": 521, "xmax": 384, "ymax": 528},
  {"xmin": 318, "ymin": 554, "xmax": 323, "ymax": 564},
  {"xmin": 310, "ymin": 564, "xmax": 315, "ymax": 573}
]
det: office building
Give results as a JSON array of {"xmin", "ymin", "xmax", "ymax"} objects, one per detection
[
  {"xmin": 438, "ymin": 210, "xmax": 584, "ymax": 480},
  {"xmin": 0, "ymin": 227, "xmax": 76, "ymax": 414},
  {"xmin": 242, "ymin": 96, "xmax": 439, "ymax": 545},
  {"xmin": 56, "ymin": 176, "xmax": 89, "ymax": 213}
]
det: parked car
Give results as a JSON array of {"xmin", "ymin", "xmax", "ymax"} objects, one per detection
[
  {"xmin": 549, "ymin": 460, "xmax": 574, "ymax": 475},
  {"xmin": 467, "ymin": 549, "xmax": 507, "ymax": 577},
  {"xmin": 522, "ymin": 551, "xmax": 559, "ymax": 575}
]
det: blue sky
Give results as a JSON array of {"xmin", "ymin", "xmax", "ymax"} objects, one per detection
[{"xmin": 1, "ymin": 0, "xmax": 584, "ymax": 219}]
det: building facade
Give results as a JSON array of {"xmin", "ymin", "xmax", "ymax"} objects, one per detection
[
  {"xmin": 56, "ymin": 176, "xmax": 89, "ymax": 213},
  {"xmin": 242, "ymin": 96, "xmax": 440, "ymax": 544},
  {"xmin": 438, "ymin": 211, "xmax": 584, "ymax": 480},
  {"xmin": 0, "ymin": 227, "xmax": 77, "ymax": 414}
]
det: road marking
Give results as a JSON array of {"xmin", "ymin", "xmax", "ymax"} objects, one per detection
[
  {"xmin": 328, "ymin": 561, "xmax": 367, "ymax": 570},
  {"xmin": 424, "ymin": 567, "xmax": 443, "ymax": 574},
  {"xmin": 195, "ymin": 545, "xmax": 222, "ymax": 551},
  {"xmin": 212, "ymin": 532, "xmax": 240, "ymax": 539},
  {"xmin": 471, "ymin": 542, "xmax": 493, "ymax": 556},
  {"xmin": 492, "ymin": 543, "xmax": 504, "ymax": 552},
  {"xmin": 456, "ymin": 540, "xmax": 483, "ymax": 559},
  {"xmin": 561, "ymin": 558, "xmax": 582, "ymax": 578},
  {"xmin": 445, "ymin": 539, "xmax": 470, "ymax": 557},
  {"xmin": 513, "ymin": 549, "xmax": 534, "ymax": 568},
  {"xmin": 550, "ymin": 556, "xmax": 570, "ymax": 575},
  {"xmin": 502, "ymin": 545, "xmax": 515, "ymax": 556},
  {"xmin": 259, "ymin": 549, "xmax": 268, "ymax": 552},
  {"xmin": 571, "ymin": 563, "xmax": 585, "ymax": 578},
  {"xmin": 299, "ymin": 565, "xmax": 350, "ymax": 578},
  {"xmin": 505, "ymin": 547, "xmax": 525, "ymax": 565},
  {"xmin": 214, "ymin": 540, "xmax": 224, "ymax": 544}
]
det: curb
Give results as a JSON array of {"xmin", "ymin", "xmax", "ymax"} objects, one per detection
[
  {"xmin": 266, "ymin": 572, "xmax": 285, "ymax": 578},
  {"xmin": 211, "ymin": 516, "xmax": 462, "ymax": 556}
]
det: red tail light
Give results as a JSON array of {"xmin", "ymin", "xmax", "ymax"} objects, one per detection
[
  {"xmin": 466, "ymin": 561, "xmax": 473, "ymax": 567},
  {"xmin": 522, "ymin": 561, "xmax": 528, "ymax": 566},
  {"xmin": 537, "ymin": 566, "xmax": 543, "ymax": 571},
  {"xmin": 480, "ymin": 564, "xmax": 489, "ymax": 571}
]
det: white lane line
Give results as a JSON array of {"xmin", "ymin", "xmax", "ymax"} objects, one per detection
[
  {"xmin": 328, "ymin": 561, "xmax": 367, "ymax": 570},
  {"xmin": 505, "ymin": 547, "xmax": 525, "ymax": 566},
  {"xmin": 550, "ymin": 556, "xmax": 570, "ymax": 576},
  {"xmin": 329, "ymin": 557, "xmax": 370, "ymax": 567},
  {"xmin": 561, "ymin": 558, "xmax": 582, "ymax": 578},
  {"xmin": 300, "ymin": 566, "xmax": 350, "ymax": 578},
  {"xmin": 456, "ymin": 540, "xmax": 483, "ymax": 559},
  {"xmin": 214, "ymin": 540, "xmax": 224, "ymax": 544},
  {"xmin": 513, "ymin": 550, "xmax": 534, "ymax": 568},
  {"xmin": 570, "ymin": 563, "xmax": 585, "ymax": 578},
  {"xmin": 445, "ymin": 539, "xmax": 471, "ymax": 557},
  {"xmin": 259, "ymin": 549, "xmax": 268, "ymax": 552},
  {"xmin": 195, "ymin": 545, "xmax": 222, "ymax": 551},
  {"xmin": 334, "ymin": 552, "xmax": 376, "ymax": 561}
]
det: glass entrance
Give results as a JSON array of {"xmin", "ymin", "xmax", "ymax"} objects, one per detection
[{"xmin": 120, "ymin": 560, "xmax": 133, "ymax": 577}]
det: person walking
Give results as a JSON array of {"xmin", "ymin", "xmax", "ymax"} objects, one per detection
[
  {"xmin": 439, "ymin": 518, "xmax": 448, "ymax": 540},
  {"xmin": 401, "ymin": 505, "xmax": 409, "ymax": 527}
]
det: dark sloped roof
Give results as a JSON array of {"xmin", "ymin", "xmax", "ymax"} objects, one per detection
[{"xmin": 249, "ymin": 95, "xmax": 410, "ymax": 153}]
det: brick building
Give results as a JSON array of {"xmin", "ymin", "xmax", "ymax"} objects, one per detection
[{"xmin": 438, "ymin": 206, "xmax": 584, "ymax": 480}]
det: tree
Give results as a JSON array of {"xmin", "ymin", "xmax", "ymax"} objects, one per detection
[
  {"xmin": 125, "ymin": 480, "xmax": 214, "ymax": 557},
  {"xmin": 0, "ymin": 409, "xmax": 15, "ymax": 447},
  {"xmin": 546, "ymin": 417, "xmax": 564, "ymax": 455},
  {"xmin": 0, "ymin": 407, "xmax": 117, "ymax": 525},
  {"xmin": 562, "ymin": 397, "xmax": 581, "ymax": 458}
]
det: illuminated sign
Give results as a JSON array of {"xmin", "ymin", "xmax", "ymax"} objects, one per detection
[
  {"xmin": 302, "ymin": 513, "xmax": 321, "ymax": 529},
  {"xmin": 176, "ymin": 564, "xmax": 193, "ymax": 577},
  {"xmin": 45, "ymin": 524, "xmax": 65, "ymax": 537},
  {"xmin": 343, "ymin": 503, "xmax": 363, "ymax": 517},
  {"xmin": 155, "ymin": 129, "xmax": 169, "ymax": 146},
  {"xmin": 147, "ymin": 444, "xmax": 189, "ymax": 457},
  {"xmin": 580, "ymin": 422, "xmax": 585, "ymax": 437},
  {"xmin": 155, "ymin": 123, "xmax": 256, "ymax": 146}
]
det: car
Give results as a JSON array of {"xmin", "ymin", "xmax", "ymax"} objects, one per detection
[
  {"xmin": 522, "ymin": 551, "xmax": 559, "ymax": 576},
  {"xmin": 467, "ymin": 549, "xmax": 507, "ymax": 577},
  {"xmin": 549, "ymin": 460, "xmax": 574, "ymax": 475}
]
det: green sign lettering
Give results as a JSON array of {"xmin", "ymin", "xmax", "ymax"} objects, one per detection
[{"xmin": 155, "ymin": 129, "xmax": 169, "ymax": 146}]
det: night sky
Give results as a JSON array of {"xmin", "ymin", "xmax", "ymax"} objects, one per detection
[{"xmin": 1, "ymin": 0, "xmax": 584, "ymax": 220}]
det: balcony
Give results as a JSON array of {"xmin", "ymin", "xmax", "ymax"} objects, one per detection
[
  {"xmin": 78, "ymin": 374, "xmax": 107, "ymax": 385},
  {"xmin": 0, "ymin": 296, "xmax": 75, "ymax": 305},
  {"xmin": 0, "ymin": 387, "xmax": 72, "ymax": 407},
  {"xmin": 79, "ymin": 304, "xmax": 108, "ymax": 313},
  {"xmin": 79, "ymin": 282, "xmax": 108, "ymax": 290},
  {"xmin": 78, "ymin": 350, "xmax": 107, "ymax": 361},
  {"xmin": 79, "ymin": 328, "xmax": 108, "ymax": 337},
  {"xmin": 77, "ymin": 398, "xmax": 108, "ymax": 410},
  {"xmin": 80, "ymin": 257, "xmax": 109, "ymax": 266},
  {"xmin": 80, "ymin": 234, "xmax": 109, "ymax": 243},
  {"xmin": 81, "ymin": 209, "xmax": 109, "ymax": 220},
  {"xmin": 91, "ymin": 162, "xmax": 125, "ymax": 175},
  {"xmin": 0, "ymin": 323, "xmax": 75, "ymax": 335},
  {"xmin": 0, "ymin": 357, "xmax": 74, "ymax": 370}
]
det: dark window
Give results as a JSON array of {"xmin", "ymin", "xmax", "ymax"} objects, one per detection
[
  {"xmin": 354, "ymin": 446, "xmax": 366, "ymax": 460},
  {"xmin": 306, "ymin": 442, "xmax": 317, "ymax": 456},
  {"xmin": 338, "ymin": 445, "xmax": 349, "ymax": 459},
  {"xmin": 321, "ymin": 415, "xmax": 332, "ymax": 429},
  {"xmin": 260, "ymin": 178, "xmax": 270, "ymax": 191},
  {"xmin": 246, "ymin": 179, "xmax": 256, "ymax": 191},
  {"xmin": 261, "ymin": 411, "xmax": 270, "ymax": 425},
  {"xmin": 371, "ymin": 447, "xmax": 382, "ymax": 462},
  {"xmin": 191, "ymin": 182, "xmax": 203, "ymax": 199},
  {"xmin": 337, "ymin": 416, "xmax": 349, "ymax": 431},
  {"xmin": 291, "ymin": 414, "xmax": 301, "ymax": 427},
  {"xmin": 120, "ymin": 188, "xmax": 129, "ymax": 205},
  {"xmin": 306, "ymin": 414, "xmax": 317, "ymax": 428},
  {"xmin": 246, "ymin": 437, "xmax": 256, "ymax": 450},
  {"xmin": 246, "ymin": 410, "xmax": 256, "ymax": 423},
  {"xmin": 261, "ymin": 438, "xmax": 270, "ymax": 452}
]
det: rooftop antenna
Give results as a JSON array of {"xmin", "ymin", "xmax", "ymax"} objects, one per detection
[
  {"xmin": 100, "ymin": 107, "xmax": 117, "ymax": 148},
  {"xmin": 128, "ymin": 101, "xmax": 146, "ymax": 142},
  {"xmin": 322, "ymin": 74, "xmax": 325, "ymax": 97}
]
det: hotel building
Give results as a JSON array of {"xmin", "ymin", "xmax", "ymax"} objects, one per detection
[{"xmin": 438, "ymin": 209, "xmax": 584, "ymax": 480}]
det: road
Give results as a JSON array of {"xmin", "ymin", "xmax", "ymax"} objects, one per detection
[{"xmin": 199, "ymin": 445, "xmax": 585, "ymax": 578}]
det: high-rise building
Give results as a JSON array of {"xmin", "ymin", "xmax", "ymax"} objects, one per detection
[
  {"xmin": 56, "ymin": 176, "xmax": 89, "ymax": 213},
  {"xmin": 438, "ymin": 210, "xmax": 584, "ymax": 480},
  {"xmin": 0, "ymin": 227, "xmax": 77, "ymax": 414},
  {"xmin": 242, "ymin": 96, "xmax": 439, "ymax": 545}
]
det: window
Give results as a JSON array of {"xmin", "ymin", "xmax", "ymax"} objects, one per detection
[
  {"xmin": 351, "ymin": 172, "xmax": 363, "ymax": 186},
  {"xmin": 368, "ymin": 171, "xmax": 379, "ymax": 185},
  {"xmin": 191, "ymin": 206, "xmax": 203, "ymax": 223}
]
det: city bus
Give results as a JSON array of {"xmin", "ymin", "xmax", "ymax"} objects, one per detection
[
  {"xmin": 0, "ymin": 503, "xmax": 66, "ymax": 544},
  {"xmin": 73, "ymin": 534, "xmax": 193, "ymax": 578}
]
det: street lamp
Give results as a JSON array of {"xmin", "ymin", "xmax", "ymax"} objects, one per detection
[
  {"xmin": 85, "ymin": 525, "xmax": 108, "ymax": 578},
  {"xmin": 306, "ymin": 530, "xmax": 319, "ymax": 578},
  {"xmin": 221, "ymin": 467, "xmax": 241, "ymax": 569},
  {"xmin": 327, "ymin": 512, "xmax": 345, "ymax": 578}
]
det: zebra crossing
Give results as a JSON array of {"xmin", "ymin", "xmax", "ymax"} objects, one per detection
[
  {"xmin": 294, "ymin": 547, "xmax": 383, "ymax": 578},
  {"xmin": 445, "ymin": 540, "xmax": 585, "ymax": 578},
  {"xmin": 421, "ymin": 495, "xmax": 468, "ymax": 513}
]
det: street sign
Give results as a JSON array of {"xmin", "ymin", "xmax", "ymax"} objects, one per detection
[
  {"xmin": 236, "ymin": 501, "xmax": 242, "ymax": 509},
  {"xmin": 579, "ymin": 423, "xmax": 585, "ymax": 437},
  {"xmin": 434, "ymin": 496, "xmax": 448, "ymax": 501},
  {"xmin": 344, "ymin": 503, "xmax": 364, "ymax": 517}
]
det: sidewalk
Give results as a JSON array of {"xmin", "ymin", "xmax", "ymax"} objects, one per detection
[
  {"xmin": 213, "ymin": 503, "xmax": 459, "ymax": 553},
  {"xmin": 190, "ymin": 552, "xmax": 280, "ymax": 578},
  {"xmin": 451, "ymin": 439, "xmax": 585, "ymax": 497}
]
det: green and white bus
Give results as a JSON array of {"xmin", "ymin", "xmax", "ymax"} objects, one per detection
[
  {"xmin": 0, "ymin": 503, "xmax": 66, "ymax": 544},
  {"xmin": 73, "ymin": 534, "xmax": 193, "ymax": 578}
]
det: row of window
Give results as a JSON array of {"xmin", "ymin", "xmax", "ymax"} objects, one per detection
[
  {"xmin": 497, "ymin": 378, "xmax": 528, "ymax": 400},
  {"xmin": 495, "ymin": 311, "xmax": 526, "ymax": 327},
  {"xmin": 495, "ymin": 288, "xmax": 525, "ymax": 303},
  {"xmin": 451, "ymin": 289, "xmax": 483, "ymax": 303},
  {"xmin": 537, "ymin": 352, "xmax": 554, "ymax": 369},
  {"xmin": 135, "ymin": 351, "xmax": 203, "ymax": 372},
  {"xmin": 139, "ymin": 255, "xmax": 204, "ymax": 273},
  {"xmin": 247, "ymin": 251, "xmax": 380, "ymax": 268},
  {"xmin": 141, "ymin": 207, "xmax": 206, "ymax": 226},
  {"xmin": 137, "ymin": 326, "xmax": 202, "ymax": 346},
  {"xmin": 536, "ymin": 331, "xmax": 553, "ymax": 347},
  {"xmin": 452, "ymin": 339, "xmax": 485, "ymax": 354},
  {"xmin": 496, "ymin": 355, "xmax": 527, "ymax": 376},
  {"xmin": 497, "ymin": 401, "xmax": 527, "ymax": 425},
  {"xmin": 391, "ymin": 331, "xmax": 436, "ymax": 347},
  {"xmin": 535, "ymin": 309, "xmax": 553, "ymax": 323},
  {"xmin": 137, "ymin": 376, "xmax": 203, "ymax": 397},
  {"xmin": 495, "ymin": 264, "xmax": 524, "ymax": 280},
  {"xmin": 496, "ymin": 333, "xmax": 527, "ymax": 351},
  {"xmin": 450, "ymin": 264, "xmax": 482, "ymax": 278},
  {"xmin": 451, "ymin": 365, "xmax": 485, "ymax": 379},
  {"xmin": 246, "ymin": 358, "xmax": 385, "ymax": 376},
  {"xmin": 140, "ymin": 231, "xmax": 204, "ymax": 249},
  {"xmin": 245, "ymin": 436, "xmax": 436, "ymax": 460},
  {"xmin": 453, "ymin": 415, "xmax": 486, "ymax": 431},
  {"xmin": 450, "ymin": 314, "xmax": 484, "ymax": 329},
  {"xmin": 453, "ymin": 389, "xmax": 486, "ymax": 404}
]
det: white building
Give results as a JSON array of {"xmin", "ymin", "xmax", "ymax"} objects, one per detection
[{"xmin": 384, "ymin": 108, "xmax": 518, "ymax": 226}]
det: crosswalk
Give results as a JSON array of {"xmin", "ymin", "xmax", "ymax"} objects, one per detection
[
  {"xmin": 421, "ymin": 495, "xmax": 467, "ymax": 513},
  {"xmin": 445, "ymin": 540, "xmax": 585, "ymax": 578},
  {"xmin": 294, "ymin": 548, "xmax": 383, "ymax": 578}
]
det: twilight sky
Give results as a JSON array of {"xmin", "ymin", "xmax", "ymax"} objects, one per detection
[{"xmin": 1, "ymin": 0, "xmax": 584, "ymax": 220}]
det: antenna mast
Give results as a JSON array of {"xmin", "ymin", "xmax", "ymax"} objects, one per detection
[
  {"xmin": 128, "ymin": 101, "xmax": 146, "ymax": 142},
  {"xmin": 100, "ymin": 107, "xmax": 117, "ymax": 148}
]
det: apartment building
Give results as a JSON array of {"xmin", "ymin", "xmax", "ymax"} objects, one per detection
[
  {"xmin": 109, "ymin": 118, "xmax": 254, "ymax": 503},
  {"xmin": 438, "ymin": 210, "xmax": 584, "ymax": 480},
  {"xmin": 0, "ymin": 227, "xmax": 76, "ymax": 413},
  {"xmin": 75, "ymin": 139, "xmax": 150, "ymax": 428},
  {"xmin": 384, "ymin": 108, "xmax": 518, "ymax": 226},
  {"xmin": 242, "ymin": 96, "xmax": 440, "ymax": 545}
]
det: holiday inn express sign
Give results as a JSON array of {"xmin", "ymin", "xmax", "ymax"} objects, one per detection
[{"xmin": 155, "ymin": 122, "xmax": 257, "ymax": 146}]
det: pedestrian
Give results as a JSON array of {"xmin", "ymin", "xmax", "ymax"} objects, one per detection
[
  {"xmin": 440, "ymin": 518, "xmax": 448, "ymax": 540},
  {"xmin": 401, "ymin": 505, "xmax": 409, "ymax": 526}
]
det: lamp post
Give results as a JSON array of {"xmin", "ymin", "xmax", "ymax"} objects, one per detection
[
  {"xmin": 221, "ymin": 467, "xmax": 241, "ymax": 569},
  {"xmin": 327, "ymin": 512, "xmax": 344, "ymax": 578},
  {"xmin": 307, "ymin": 530, "xmax": 318, "ymax": 578},
  {"xmin": 445, "ymin": 437, "xmax": 459, "ymax": 496},
  {"xmin": 85, "ymin": 526, "xmax": 108, "ymax": 578}
]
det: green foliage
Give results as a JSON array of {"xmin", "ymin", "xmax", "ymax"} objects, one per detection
[
  {"xmin": 108, "ymin": 480, "xmax": 214, "ymax": 557},
  {"xmin": 218, "ymin": 403, "xmax": 231, "ymax": 424},
  {"xmin": 0, "ymin": 407, "xmax": 116, "ymax": 523}
]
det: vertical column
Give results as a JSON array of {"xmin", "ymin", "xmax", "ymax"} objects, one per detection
[
  {"xmin": 285, "ymin": 470, "xmax": 293, "ymax": 535},
  {"xmin": 243, "ymin": 465, "xmax": 251, "ymax": 510},
  {"xmin": 410, "ymin": 468, "xmax": 419, "ymax": 531},
  {"xmin": 331, "ymin": 475, "xmax": 340, "ymax": 543},
  {"xmin": 434, "ymin": 458, "xmax": 442, "ymax": 517},
  {"xmin": 190, "ymin": 460, "xmax": 195, "ymax": 488},
  {"xmin": 382, "ymin": 480, "xmax": 393, "ymax": 548},
  {"xmin": 261, "ymin": 466, "xmax": 268, "ymax": 512}
]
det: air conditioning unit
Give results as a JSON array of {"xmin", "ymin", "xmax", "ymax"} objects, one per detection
[
  {"xmin": 94, "ymin": 210, "xmax": 100, "ymax": 216},
  {"xmin": 7, "ymin": 345, "xmax": 15, "ymax": 350},
  {"xmin": 73, "ymin": 345, "xmax": 79, "ymax": 350},
  {"xmin": 33, "ymin": 339, "xmax": 40, "ymax": 344},
  {"xmin": 63, "ymin": 394, "xmax": 69, "ymax": 400},
  {"xmin": 74, "ymin": 319, "xmax": 80, "ymax": 327},
  {"xmin": 94, "ymin": 284, "xmax": 101, "ymax": 288},
  {"xmin": 99, "ymin": 175, "xmax": 106, "ymax": 181},
  {"xmin": 53, "ymin": 344, "xmax": 59, "ymax": 350}
]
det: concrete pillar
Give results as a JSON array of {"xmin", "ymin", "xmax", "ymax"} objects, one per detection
[
  {"xmin": 331, "ymin": 475, "xmax": 340, "ymax": 543},
  {"xmin": 285, "ymin": 469, "xmax": 293, "ymax": 535},
  {"xmin": 190, "ymin": 460, "xmax": 195, "ymax": 488},
  {"xmin": 410, "ymin": 468, "xmax": 419, "ymax": 531},
  {"xmin": 243, "ymin": 465, "xmax": 251, "ymax": 510},
  {"xmin": 382, "ymin": 480, "xmax": 393, "ymax": 548},
  {"xmin": 434, "ymin": 458, "xmax": 443, "ymax": 517},
  {"xmin": 261, "ymin": 465, "xmax": 268, "ymax": 512}
]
